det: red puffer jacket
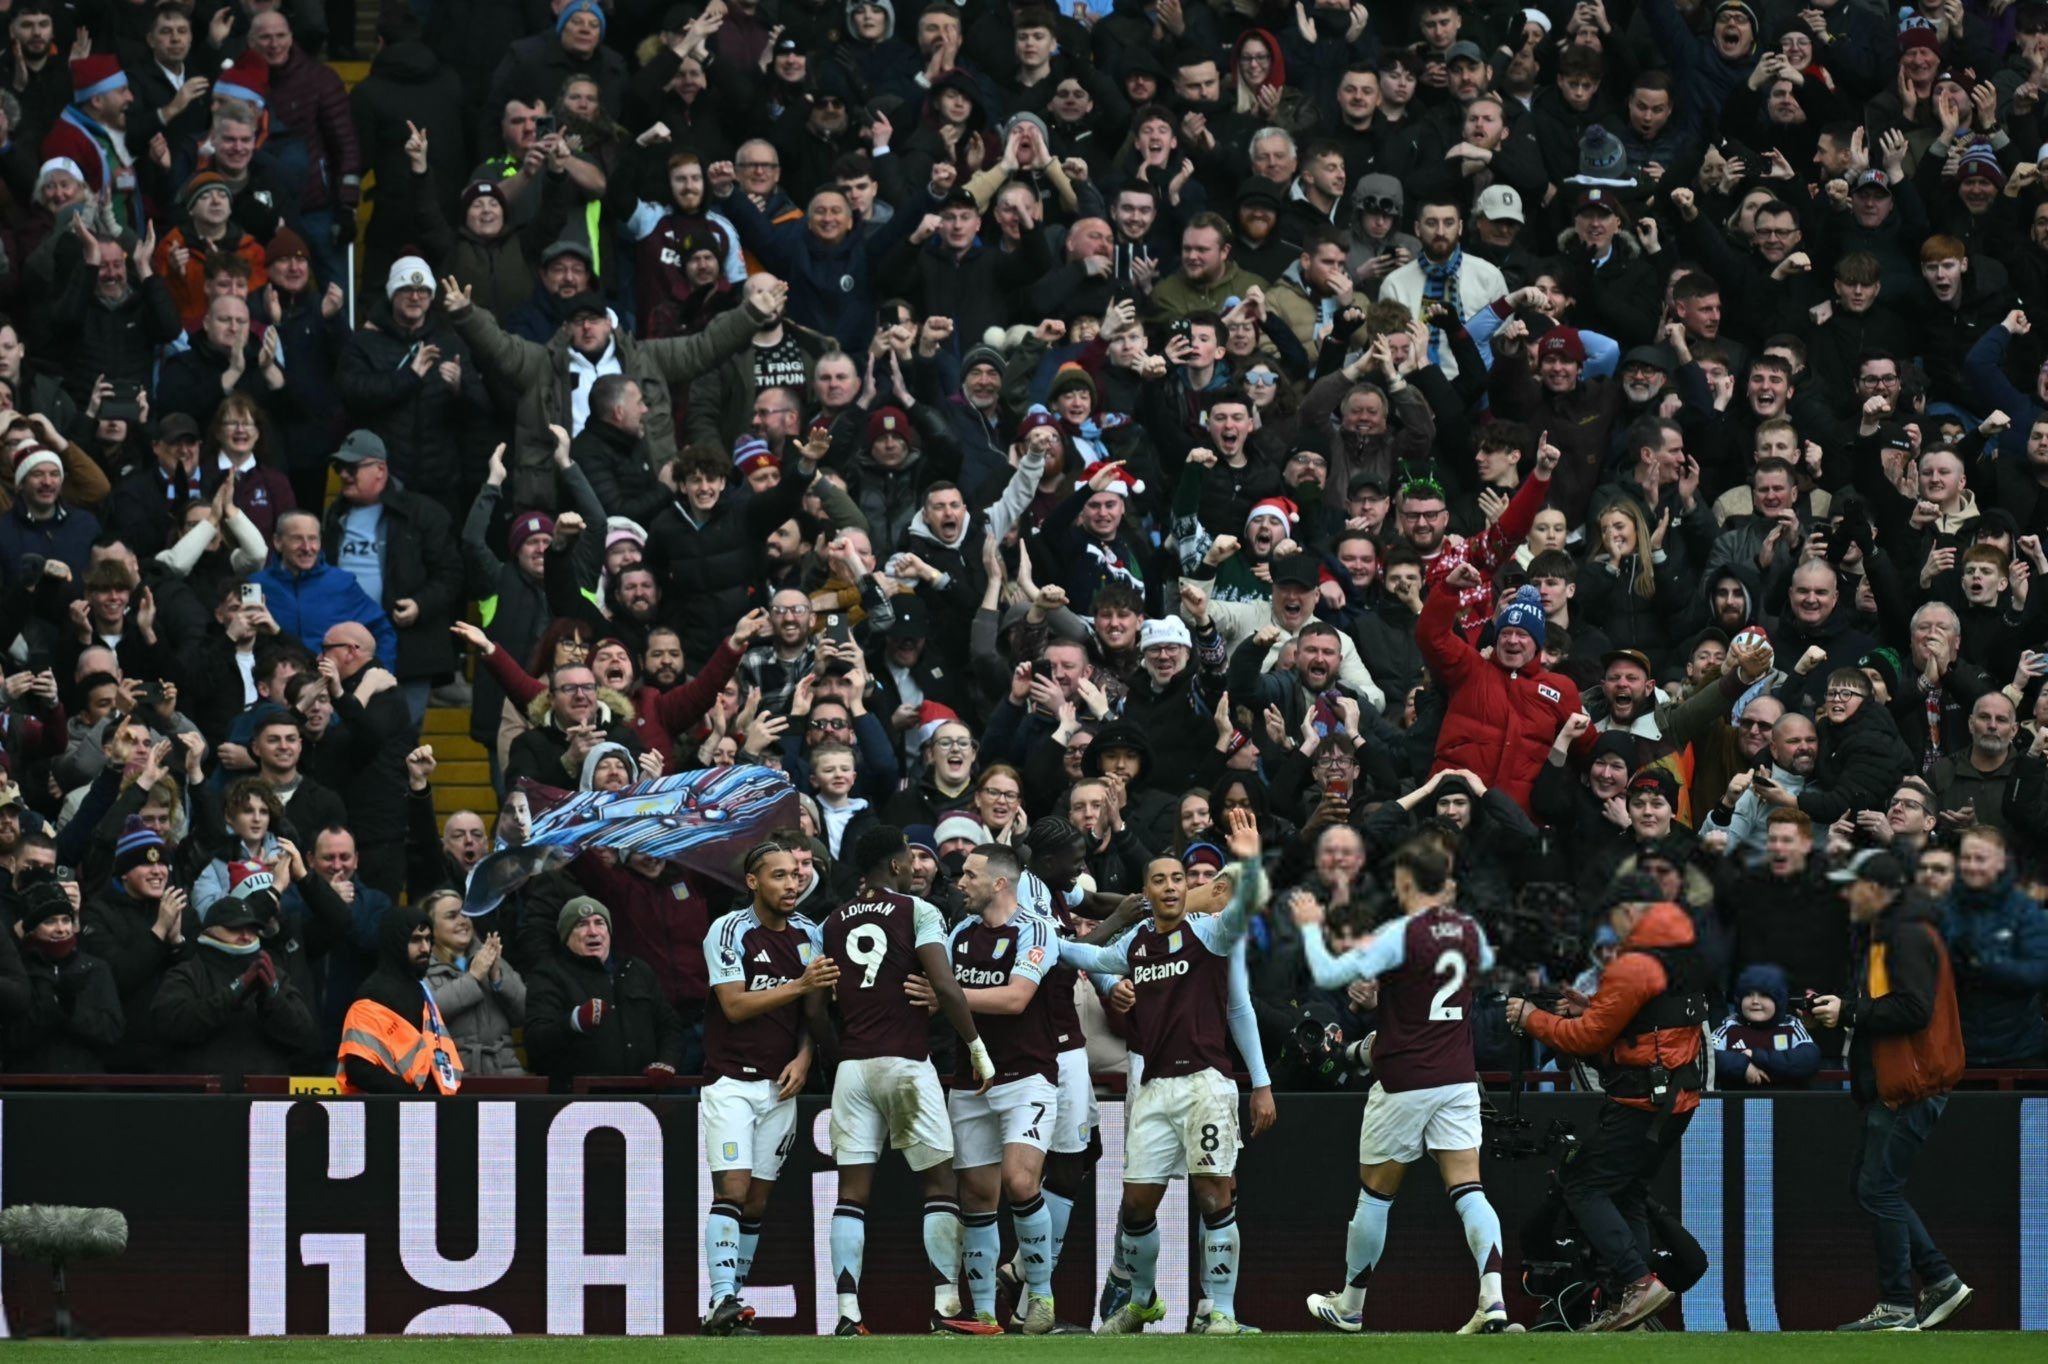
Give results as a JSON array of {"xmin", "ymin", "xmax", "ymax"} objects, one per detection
[{"xmin": 1417, "ymin": 579, "xmax": 1585, "ymax": 812}]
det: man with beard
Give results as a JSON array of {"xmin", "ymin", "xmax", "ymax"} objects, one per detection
[
  {"xmin": 898, "ymin": 448, "xmax": 1045, "ymax": 662},
  {"xmin": 739, "ymin": 588, "xmax": 820, "ymax": 713},
  {"xmin": 1187, "ymin": 558, "xmax": 1383, "ymax": 711},
  {"xmin": 337, "ymin": 906, "xmax": 463, "ymax": 1093},
  {"xmin": 1399, "ymin": 441, "xmax": 1558, "ymax": 631},
  {"xmin": 939, "ymin": 344, "xmax": 1011, "ymax": 490},
  {"xmin": 1152, "ymin": 213, "xmax": 1268, "ymax": 321},
  {"xmin": 1940, "ymin": 826, "xmax": 2048, "ymax": 1067},
  {"xmin": 41, "ymin": 53, "xmax": 146, "ymax": 230},
  {"xmin": 591, "ymin": 611, "xmax": 762, "ymax": 766},
  {"xmin": 1712, "ymin": 709, "xmax": 1818, "ymax": 855},
  {"xmin": 1590, "ymin": 649, "xmax": 1668, "ymax": 755},
  {"xmin": 1380, "ymin": 196, "xmax": 1508, "ymax": 382},
  {"xmin": 1930, "ymin": 692, "xmax": 2032, "ymax": 835}
]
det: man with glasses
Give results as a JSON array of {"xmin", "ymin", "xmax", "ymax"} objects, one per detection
[
  {"xmin": 740, "ymin": 588, "xmax": 820, "ymax": 712},
  {"xmin": 1711, "ymin": 707, "xmax": 1816, "ymax": 855},
  {"xmin": 1402, "ymin": 440, "xmax": 1558, "ymax": 631},
  {"xmin": 1795, "ymin": 669, "xmax": 1914, "ymax": 828},
  {"xmin": 505, "ymin": 660, "xmax": 643, "ymax": 792}
]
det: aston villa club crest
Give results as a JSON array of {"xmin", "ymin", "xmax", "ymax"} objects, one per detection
[{"xmin": 1168, "ymin": 930, "xmax": 1183, "ymax": 953}]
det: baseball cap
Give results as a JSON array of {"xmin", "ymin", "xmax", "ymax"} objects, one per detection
[
  {"xmin": 1446, "ymin": 39, "xmax": 1485, "ymax": 63},
  {"xmin": 1826, "ymin": 848, "xmax": 1907, "ymax": 889},
  {"xmin": 1475, "ymin": 185, "xmax": 1523, "ymax": 223},
  {"xmin": 1601, "ymin": 647, "xmax": 1653, "ymax": 676},
  {"xmin": 1851, "ymin": 168, "xmax": 1892, "ymax": 196},
  {"xmin": 331, "ymin": 430, "xmax": 389, "ymax": 466},
  {"xmin": 151, "ymin": 411, "xmax": 201, "ymax": 442}
]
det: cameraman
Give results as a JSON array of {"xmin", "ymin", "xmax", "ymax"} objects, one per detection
[
  {"xmin": 1809, "ymin": 850, "xmax": 1971, "ymax": 1333},
  {"xmin": 1505, "ymin": 873, "xmax": 1707, "ymax": 1333}
]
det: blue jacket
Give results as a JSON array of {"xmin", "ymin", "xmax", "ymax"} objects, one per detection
[
  {"xmin": 250, "ymin": 554, "xmax": 399, "ymax": 669},
  {"xmin": 715, "ymin": 187, "xmax": 922, "ymax": 352},
  {"xmin": 1941, "ymin": 874, "xmax": 2048, "ymax": 1066},
  {"xmin": 0, "ymin": 501, "xmax": 101, "ymax": 591}
]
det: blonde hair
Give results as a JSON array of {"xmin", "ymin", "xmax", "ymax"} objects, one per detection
[{"xmin": 1597, "ymin": 501, "xmax": 1658, "ymax": 599}]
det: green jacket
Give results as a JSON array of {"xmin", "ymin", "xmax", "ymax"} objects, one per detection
[{"xmin": 452, "ymin": 297, "xmax": 768, "ymax": 510}]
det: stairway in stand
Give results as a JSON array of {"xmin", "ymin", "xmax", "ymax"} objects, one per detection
[{"xmin": 422, "ymin": 708, "xmax": 497, "ymax": 829}]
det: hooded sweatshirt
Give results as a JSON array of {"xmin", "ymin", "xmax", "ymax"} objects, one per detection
[{"xmin": 1712, "ymin": 962, "xmax": 1821, "ymax": 1088}]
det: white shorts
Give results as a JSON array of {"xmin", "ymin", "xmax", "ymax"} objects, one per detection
[
  {"xmin": 1051, "ymin": 1047, "xmax": 1098, "ymax": 1154},
  {"xmin": 1125, "ymin": 1068, "xmax": 1239, "ymax": 1184},
  {"xmin": 702, "ymin": 1076, "xmax": 799, "ymax": 1178},
  {"xmin": 949, "ymin": 1074, "xmax": 1059, "ymax": 1169},
  {"xmin": 1355, "ymin": 1081, "xmax": 1483, "ymax": 1166},
  {"xmin": 830, "ymin": 1055, "xmax": 954, "ymax": 1171}
]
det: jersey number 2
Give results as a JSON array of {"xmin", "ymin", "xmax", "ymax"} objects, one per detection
[
  {"xmin": 1428, "ymin": 949, "xmax": 1466, "ymax": 1021},
  {"xmin": 846, "ymin": 925, "xmax": 889, "ymax": 989}
]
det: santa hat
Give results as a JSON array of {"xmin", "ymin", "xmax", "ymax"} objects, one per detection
[
  {"xmin": 912, "ymin": 700, "xmax": 961, "ymax": 753},
  {"xmin": 71, "ymin": 55, "xmax": 127, "ymax": 104},
  {"xmin": 12, "ymin": 446, "xmax": 61, "ymax": 488},
  {"xmin": 216, "ymin": 51, "xmax": 269, "ymax": 107},
  {"xmin": 1091, "ymin": 461, "xmax": 1144, "ymax": 499},
  {"xmin": 1245, "ymin": 496, "xmax": 1298, "ymax": 534},
  {"xmin": 732, "ymin": 436, "xmax": 778, "ymax": 479},
  {"xmin": 605, "ymin": 516, "xmax": 648, "ymax": 552},
  {"xmin": 226, "ymin": 859, "xmax": 277, "ymax": 903}
]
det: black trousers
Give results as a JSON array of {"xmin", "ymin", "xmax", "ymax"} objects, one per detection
[{"xmin": 1557, "ymin": 1100, "xmax": 1694, "ymax": 1289}]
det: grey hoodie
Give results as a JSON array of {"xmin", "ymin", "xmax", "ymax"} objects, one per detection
[{"xmin": 580, "ymin": 741, "xmax": 636, "ymax": 791}]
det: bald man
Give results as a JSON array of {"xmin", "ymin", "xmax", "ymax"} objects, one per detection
[
  {"xmin": 315, "ymin": 619, "xmax": 414, "ymax": 897},
  {"xmin": 253, "ymin": 509, "xmax": 397, "ymax": 668}
]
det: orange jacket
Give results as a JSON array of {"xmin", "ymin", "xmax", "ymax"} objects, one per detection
[
  {"xmin": 155, "ymin": 227, "xmax": 268, "ymax": 329},
  {"xmin": 1521, "ymin": 901, "xmax": 1704, "ymax": 1114},
  {"xmin": 335, "ymin": 995, "xmax": 463, "ymax": 1095}
]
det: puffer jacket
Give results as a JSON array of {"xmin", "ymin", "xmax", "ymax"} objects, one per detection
[
  {"xmin": 1796, "ymin": 701, "xmax": 1914, "ymax": 825},
  {"xmin": 264, "ymin": 47, "xmax": 362, "ymax": 216},
  {"xmin": 424, "ymin": 955, "xmax": 528, "ymax": 1075},
  {"xmin": 7, "ymin": 944, "xmax": 123, "ymax": 1073},
  {"xmin": 249, "ymin": 553, "xmax": 399, "ymax": 670},
  {"xmin": 337, "ymin": 300, "xmax": 494, "ymax": 503},
  {"xmin": 1418, "ymin": 577, "xmax": 1586, "ymax": 813},
  {"xmin": 1940, "ymin": 873, "xmax": 2048, "ymax": 1066},
  {"xmin": 1518, "ymin": 900, "xmax": 1704, "ymax": 1115},
  {"xmin": 452, "ymin": 292, "xmax": 767, "ymax": 511}
]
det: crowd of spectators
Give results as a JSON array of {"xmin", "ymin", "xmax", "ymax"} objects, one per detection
[{"xmin": 0, "ymin": 0, "xmax": 2043, "ymax": 1090}]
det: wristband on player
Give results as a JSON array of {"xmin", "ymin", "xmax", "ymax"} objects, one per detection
[{"xmin": 967, "ymin": 1037, "xmax": 995, "ymax": 1080}]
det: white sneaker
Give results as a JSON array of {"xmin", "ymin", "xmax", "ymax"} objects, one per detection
[
  {"xmin": 1307, "ymin": 1291, "xmax": 1363, "ymax": 1332},
  {"xmin": 1457, "ymin": 1302, "xmax": 1510, "ymax": 1334}
]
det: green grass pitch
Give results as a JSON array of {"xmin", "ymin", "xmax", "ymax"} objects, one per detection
[{"xmin": 7, "ymin": 1334, "xmax": 2038, "ymax": 1361}]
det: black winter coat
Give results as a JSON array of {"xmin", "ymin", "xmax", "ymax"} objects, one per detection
[
  {"xmin": 50, "ymin": 272, "xmax": 183, "ymax": 404},
  {"xmin": 571, "ymin": 417, "xmax": 667, "ymax": 526},
  {"xmin": 320, "ymin": 486, "xmax": 464, "ymax": 681},
  {"xmin": 643, "ymin": 468, "xmax": 815, "ymax": 663},
  {"xmin": 151, "ymin": 943, "xmax": 318, "ymax": 1083},
  {"xmin": 523, "ymin": 945, "xmax": 684, "ymax": 1088},
  {"xmin": 6, "ymin": 946, "xmax": 123, "ymax": 1073},
  {"xmin": 1798, "ymin": 702, "xmax": 1915, "ymax": 825},
  {"xmin": 351, "ymin": 41, "xmax": 472, "ymax": 261},
  {"xmin": 80, "ymin": 884, "xmax": 180, "ymax": 1071},
  {"xmin": 337, "ymin": 303, "xmax": 494, "ymax": 503}
]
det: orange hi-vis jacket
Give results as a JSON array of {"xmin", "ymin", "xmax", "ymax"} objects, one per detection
[{"xmin": 336, "ymin": 986, "xmax": 464, "ymax": 1095}]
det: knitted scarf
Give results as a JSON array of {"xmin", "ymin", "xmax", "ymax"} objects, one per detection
[{"xmin": 1420, "ymin": 247, "xmax": 1464, "ymax": 365}]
